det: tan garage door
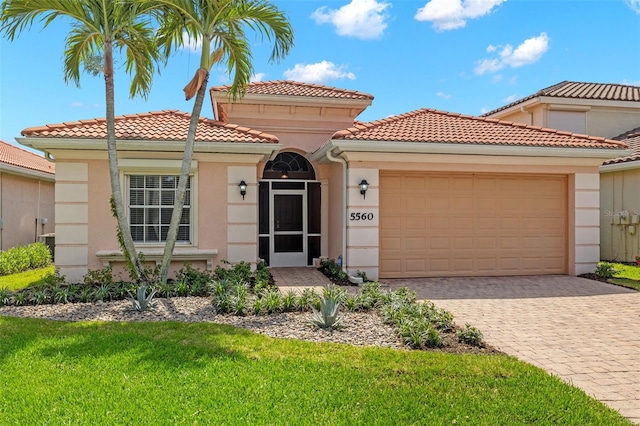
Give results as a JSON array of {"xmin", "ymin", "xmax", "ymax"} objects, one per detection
[{"xmin": 379, "ymin": 172, "xmax": 567, "ymax": 278}]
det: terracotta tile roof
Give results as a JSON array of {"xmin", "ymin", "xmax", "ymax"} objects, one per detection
[
  {"xmin": 332, "ymin": 108, "xmax": 627, "ymax": 149},
  {"xmin": 603, "ymin": 127, "xmax": 640, "ymax": 165},
  {"xmin": 484, "ymin": 81, "xmax": 640, "ymax": 116},
  {"xmin": 210, "ymin": 80, "xmax": 374, "ymax": 100},
  {"xmin": 0, "ymin": 140, "xmax": 55, "ymax": 174},
  {"xmin": 21, "ymin": 110, "xmax": 278, "ymax": 143}
]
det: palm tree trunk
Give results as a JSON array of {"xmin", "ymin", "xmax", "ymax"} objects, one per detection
[
  {"xmin": 104, "ymin": 38, "xmax": 148, "ymax": 284},
  {"xmin": 158, "ymin": 69, "xmax": 210, "ymax": 284}
]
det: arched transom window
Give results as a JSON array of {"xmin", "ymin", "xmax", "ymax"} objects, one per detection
[{"xmin": 263, "ymin": 152, "xmax": 316, "ymax": 180}]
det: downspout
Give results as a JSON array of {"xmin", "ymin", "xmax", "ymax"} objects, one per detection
[{"xmin": 325, "ymin": 148, "xmax": 348, "ymax": 273}]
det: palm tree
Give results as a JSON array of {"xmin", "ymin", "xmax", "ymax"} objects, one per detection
[
  {"xmin": 154, "ymin": 0, "xmax": 294, "ymax": 284},
  {"xmin": 0, "ymin": 0, "xmax": 161, "ymax": 283}
]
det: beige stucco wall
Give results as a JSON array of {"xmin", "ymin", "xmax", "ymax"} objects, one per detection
[
  {"xmin": 0, "ymin": 172, "xmax": 54, "ymax": 250},
  {"xmin": 52, "ymin": 152, "xmax": 265, "ymax": 283},
  {"xmin": 493, "ymin": 103, "xmax": 639, "ymax": 139},
  {"xmin": 600, "ymin": 168, "xmax": 640, "ymax": 262}
]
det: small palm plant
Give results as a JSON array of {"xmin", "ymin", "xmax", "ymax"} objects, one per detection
[{"xmin": 127, "ymin": 286, "xmax": 157, "ymax": 312}]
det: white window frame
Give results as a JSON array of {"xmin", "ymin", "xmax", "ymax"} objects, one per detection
[{"xmin": 119, "ymin": 159, "xmax": 198, "ymax": 248}]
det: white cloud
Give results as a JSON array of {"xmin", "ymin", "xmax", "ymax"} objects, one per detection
[
  {"xmin": 436, "ymin": 91, "xmax": 451, "ymax": 99},
  {"xmin": 486, "ymin": 44, "xmax": 497, "ymax": 53},
  {"xmin": 283, "ymin": 61, "xmax": 356, "ymax": 84},
  {"xmin": 180, "ymin": 31, "xmax": 202, "ymax": 53},
  {"xmin": 474, "ymin": 33, "xmax": 550, "ymax": 75},
  {"xmin": 503, "ymin": 94, "xmax": 518, "ymax": 103},
  {"xmin": 312, "ymin": 0, "xmax": 391, "ymax": 40},
  {"xmin": 415, "ymin": 0, "xmax": 505, "ymax": 31},
  {"xmin": 71, "ymin": 102, "xmax": 99, "ymax": 108},
  {"xmin": 492, "ymin": 74, "xmax": 503, "ymax": 83},
  {"xmin": 622, "ymin": 79, "xmax": 640, "ymax": 86},
  {"xmin": 626, "ymin": 0, "xmax": 640, "ymax": 14},
  {"xmin": 251, "ymin": 73, "xmax": 266, "ymax": 82}
]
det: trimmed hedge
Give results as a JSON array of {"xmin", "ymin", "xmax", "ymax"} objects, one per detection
[{"xmin": 0, "ymin": 242, "xmax": 52, "ymax": 276}]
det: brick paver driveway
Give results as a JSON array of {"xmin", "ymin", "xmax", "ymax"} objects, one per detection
[{"xmin": 383, "ymin": 275, "xmax": 640, "ymax": 423}]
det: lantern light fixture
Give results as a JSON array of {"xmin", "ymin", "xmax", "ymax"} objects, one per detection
[
  {"xmin": 359, "ymin": 179, "xmax": 369, "ymax": 198},
  {"xmin": 239, "ymin": 180, "xmax": 247, "ymax": 200}
]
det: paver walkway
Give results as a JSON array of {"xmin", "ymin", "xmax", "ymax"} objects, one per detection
[
  {"xmin": 384, "ymin": 275, "xmax": 640, "ymax": 424},
  {"xmin": 270, "ymin": 267, "xmax": 332, "ymax": 294}
]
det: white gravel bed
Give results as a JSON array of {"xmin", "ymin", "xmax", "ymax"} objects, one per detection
[{"xmin": 0, "ymin": 296, "xmax": 404, "ymax": 349}]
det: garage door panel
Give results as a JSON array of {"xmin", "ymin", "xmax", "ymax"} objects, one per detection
[{"xmin": 380, "ymin": 172, "xmax": 567, "ymax": 278}]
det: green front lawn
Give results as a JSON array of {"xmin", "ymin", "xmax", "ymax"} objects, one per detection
[
  {"xmin": 605, "ymin": 262, "xmax": 640, "ymax": 291},
  {"xmin": 0, "ymin": 265, "xmax": 55, "ymax": 290},
  {"xmin": 0, "ymin": 316, "xmax": 629, "ymax": 425}
]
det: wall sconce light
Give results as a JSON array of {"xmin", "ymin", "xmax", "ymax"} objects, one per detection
[
  {"xmin": 359, "ymin": 179, "xmax": 369, "ymax": 199},
  {"xmin": 239, "ymin": 180, "xmax": 247, "ymax": 200},
  {"xmin": 280, "ymin": 168, "xmax": 289, "ymax": 179}
]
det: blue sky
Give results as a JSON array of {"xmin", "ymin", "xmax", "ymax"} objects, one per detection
[{"xmin": 1, "ymin": 0, "xmax": 639, "ymax": 151}]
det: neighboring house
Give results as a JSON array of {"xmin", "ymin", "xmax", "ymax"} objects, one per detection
[
  {"xmin": 18, "ymin": 81, "xmax": 626, "ymax": 283},
  {"xmin": 483, "ymin": 81, "xmax": 640, "ymax": 139},
  {"xmin": 0, "ymin": 140, "xmax": 55, "ymax": 251},
  {"xmin": 600, "ymin": 128, "xmax": 640, "ymax": 262},
  {"xmin": 484, "ymin": 81, "xmax": 640, "ymax": 263}
]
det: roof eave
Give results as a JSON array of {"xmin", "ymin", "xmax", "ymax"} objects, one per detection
[
  {"xmin": 211, "ymin": 92, "xmax": 373, "ymax": 110},
  {"xmin": 600, "ymin": 159, "xmax": 640, "ymax": 173},
  {"xmin": 0, "ymin": 161, "xmax": 54, "ymax": 181},
  {"xmin": 313, "ymin": 139, "xmax": 629, "ymax": 161},
  {"xmin": 18, "ymin": 137, "xmax": 280, "ymax": 155}
]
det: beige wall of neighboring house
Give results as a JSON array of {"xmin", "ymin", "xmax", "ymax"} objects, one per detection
[
  {"xmin": 600, "ymin": 164, "xmax": 640, "ymax": 263},
  {"xmin": 0, "ymin": 141, "xmax": 55, "ymax": 251},
  {"xmin": 492, "ymin": 102, "xmax": 639, "ymax": 140}
]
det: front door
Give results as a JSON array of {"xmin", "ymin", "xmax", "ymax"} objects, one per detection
[{"xmin": 270, "ymin": 189, "xmax": 307, "ymax": 267}]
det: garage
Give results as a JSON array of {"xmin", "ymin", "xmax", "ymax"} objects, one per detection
[{"xmin": 379, "ymin": 171, "xmax": 568, "ymax": 278}]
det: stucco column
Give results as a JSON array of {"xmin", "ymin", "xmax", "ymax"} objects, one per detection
[
  {"xmin": 226, "ymin": 165, "xmax": 258, "ymax": 266},
  {"xmin": 346, "ymin": 168, "xmax": 379, "ymax": 280},
  {"xmin": 55, "ymin": 162, "xmax": 89, "ymax": 283},
  {"xmin": 573, "ymin": 173, "xmax": 601, "ymax": 275}
]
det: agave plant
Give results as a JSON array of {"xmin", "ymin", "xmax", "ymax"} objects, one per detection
[
  {"xmin": 127, "ymin": 286, "xmax": 157, "ymax": 312},
  {"xmin": 310, "ymin": 293, "xmax": 343, "ymax": 330}
]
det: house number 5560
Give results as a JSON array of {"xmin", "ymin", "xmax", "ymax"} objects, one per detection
[{"xmin": 350, "ymin": 212, "xmax": 374, "ymax": 221}]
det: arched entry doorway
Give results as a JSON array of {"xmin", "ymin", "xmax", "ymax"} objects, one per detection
[{"xmin": 259, "ymin": 152, "xmax": 321, "ymax": 267}]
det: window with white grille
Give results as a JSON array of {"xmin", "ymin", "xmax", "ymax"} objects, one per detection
[{"xmin": 128, "ymin": 175, "xmax": 191, "ymax": 243}]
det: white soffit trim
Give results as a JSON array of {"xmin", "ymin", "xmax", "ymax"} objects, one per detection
[
  {"xmin": 319, "ymin": 140, "xmax": 629, "ymax": 160},
  {"xmin": 17, "ymin": 137, "xmax": 281, "ymax": 155},
  {"xmin": 600, "ymin": 160, "xmax": 640, "ymax": 173}
]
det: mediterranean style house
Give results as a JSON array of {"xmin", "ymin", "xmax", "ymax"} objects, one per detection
[
  {"xmin": 18, "ymin": 81, "xmax": 627, "ymax": 283},
  {"xmin": 484, "ymin": 81, "xmax": 640, "ymax": 263},
  {"xmin": 0, "ymin": 140, "xmax": 55, "ymax": 251}
]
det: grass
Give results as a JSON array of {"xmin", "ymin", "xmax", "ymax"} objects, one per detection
[
  {"xmin": 603, "ymin": 262, "xmax": 640, "ymax": 291},
  {"xmin": 0, "ymin": 316, "xmax": 631, "ymax": 425},
  {"xmin": 0, "ymin": 265, "xmax": 55, "ymax": 290}
]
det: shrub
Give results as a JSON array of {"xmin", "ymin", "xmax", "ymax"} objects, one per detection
[
  {"xmin": 262, "ymin": 289, "xmax": 282, "ymax": 314},
  {"xmin": 281, "ymin": 291, "xmax": 298, "ymax": 312},
  {"xmin": 458, "ymin": 323, "xmax": 484, "ymax": 347},
  {"xmin": 318, "ymin": 258, "xmax": 349, "ymax": 284},
  {"xmin": 296, "ymin": 288, "xmax": 319, "ymax": 311},
  {"xmin": 175, "ymin": 263, "xmax": 212, "ymax": 296},
  {"xmin": 595, "ymin": 262, "xmax": 617, "ymax": 280},
  {"xmin": 0, "ymin": 287, "xmax": 11, "ymax": 306},
  {"xmin": 214, "ymin": 260, "xmax": 252, "ymax": 283},
  {"xmin": 84, "ymin": 267, "xmax": 114, "ymax": 287},
  {"xmin": 0, "ymin": 243, "xmax": 52, "ymax": 276}
]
